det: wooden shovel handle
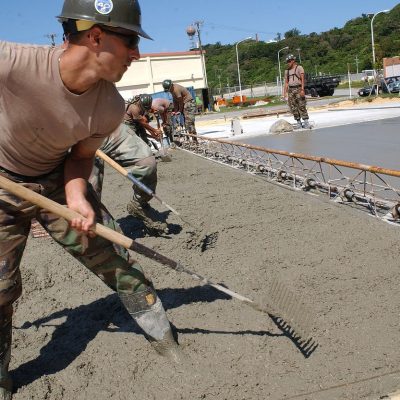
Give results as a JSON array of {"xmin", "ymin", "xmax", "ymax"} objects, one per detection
[
  {"xmin": 96, "ymin": 149, "xmax": 128, "ymax": 177},
  {"xmin": 0, "ymin": 174, "xmax": 133, "ymax": 249}
]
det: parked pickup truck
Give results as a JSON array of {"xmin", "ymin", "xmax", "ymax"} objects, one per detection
[{"xmin": 304, "ymin": 74, "xmax": 341, "ymax": 97}]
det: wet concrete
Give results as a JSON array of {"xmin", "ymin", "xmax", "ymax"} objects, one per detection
[{"xmin": 236, "ymin": 116, "xmax": 400, "ymax": 171}]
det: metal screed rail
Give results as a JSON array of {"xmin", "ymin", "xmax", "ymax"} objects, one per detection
[{"xmin": 177, "ymin": 134, "xmax": 400, "ymax": 225}]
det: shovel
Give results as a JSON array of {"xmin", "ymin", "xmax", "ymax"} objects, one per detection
[
  {"xmin": 96, "ymin": 149, "xmax": 201, "ymax": 234},
  {"xmin": 154, "ymin": 112, "xmax": 172, "ymax": 162},
  {"xmin": 96, "ymin": 149, "xmax": 215, "ymax": 249},
  {"xmin": 96, "ymin": 149, "xmax": 180, "ymax": 217},
  {"xmin": 0, "ymin": 174, "xmax": 316, "ymax": 351}
]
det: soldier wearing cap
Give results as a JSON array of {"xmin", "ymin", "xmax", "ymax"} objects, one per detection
[{"xmin": 0, "ymin": 1, "xmax": 180, "ymax": 397}]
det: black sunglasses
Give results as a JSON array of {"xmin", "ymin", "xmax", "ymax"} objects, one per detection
[{"xmin": 101, "ymin": 27, "xmax": 140, "ymax": 49}]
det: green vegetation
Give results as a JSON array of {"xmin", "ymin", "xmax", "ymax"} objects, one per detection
[
  {"xmin": 204, "ymin": 5, "xmax": 400, "ymax": 94},
  {"xmin": 337, "ymin": 80, "xmax": 365, "ymax": 88}
]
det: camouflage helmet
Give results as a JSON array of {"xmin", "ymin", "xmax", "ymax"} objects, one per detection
[
  {"xmin": 162, "ymin": 79, "xmax": 173, "ymax": 91},
  {"xmin": 285, "ymin": 54, "xmax": 296, "ymax": 62},
  {"xmin": 139, "ymin": 93, "xmax": 153, "ymax": 110},
  {"xmin": 57, "ymin": 0, "xmax": 152, "ymax": 39}
]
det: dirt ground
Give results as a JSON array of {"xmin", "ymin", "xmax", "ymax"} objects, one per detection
[{"xmin": 10, "ymin": 148, "xmax": 400, "ymax": 400}]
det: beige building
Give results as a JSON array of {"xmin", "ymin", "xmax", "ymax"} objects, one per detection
[{"xmin": 116, "ymin": 50, "xmax": 206, "ymax": 100}]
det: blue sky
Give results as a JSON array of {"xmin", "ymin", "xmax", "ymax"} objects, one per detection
[{"xmin": 0, "ymin": 0, "xmax": 398, "ymax": 53}]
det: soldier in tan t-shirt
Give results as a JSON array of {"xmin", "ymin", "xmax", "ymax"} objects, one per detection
[{"xmin": 0, "ymin": 1, "xmax": 180, "ymax": 397}]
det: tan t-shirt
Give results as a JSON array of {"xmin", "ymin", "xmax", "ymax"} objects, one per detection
[
  {"xmin": 170, "ymin": 84, "xmax": 193, "ymax": 112},
  {"xmin": 124, "ymin": 101, "xmax": 143, "ymax": 124},
  {"xmin": 285, "ymin": 64, "xmax": 304, "ymax": 87},
  {"xmin": 0, "ymin": 41, "xmax": 125, "ymax": 176}
]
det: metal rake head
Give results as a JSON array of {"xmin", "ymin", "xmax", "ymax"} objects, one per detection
[{"xmin": 266, "ymin": 277, "xmax": 318, "ymax": 355}]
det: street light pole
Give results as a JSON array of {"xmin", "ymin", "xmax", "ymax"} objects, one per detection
[
  {"xmin": 370, "ymin": 9, "xmax": 390, "ymax": 70},
  {"xmin": 277, "ymin": 46, "xmax": 289, "ymax": 96},
  {"xmin": 235, "ymin": 37, "xmax": 252, "ymax": 103}
]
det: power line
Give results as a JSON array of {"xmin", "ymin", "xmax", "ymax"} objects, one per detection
[{"xmin": 206, "ymin": 22, "xmax": 275, "ymax": 36}]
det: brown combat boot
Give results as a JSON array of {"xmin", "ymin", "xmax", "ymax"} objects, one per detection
[
  {"xmin": 127, "ymin": 200, "xmax": 169, "ymax": 235},
  {"xmin": 0, "ymin": 306, "xmax": 13, "ymax": 400}
]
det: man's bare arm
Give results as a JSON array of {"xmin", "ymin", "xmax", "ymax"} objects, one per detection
[{"xmin": 64, "ymin": 141, "xmax": 99, "ymax": 233}]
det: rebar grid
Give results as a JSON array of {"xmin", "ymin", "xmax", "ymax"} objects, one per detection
[{"xmin": 178, "ymin": 135, "xmax": 400, "ymax": 225}]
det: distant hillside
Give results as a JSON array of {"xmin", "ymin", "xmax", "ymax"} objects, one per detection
[{"xmin": 203, "ymin": 4, "xmax": 400, "ymax": 92}]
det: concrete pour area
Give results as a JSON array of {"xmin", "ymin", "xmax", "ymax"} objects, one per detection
[
  {"xmin": 196, "ymin": 99, "xmax": 400, "ymax": 140},
  {"xmin": 10, "ymin": 142, "xmax": 400, "ymax": 399}
]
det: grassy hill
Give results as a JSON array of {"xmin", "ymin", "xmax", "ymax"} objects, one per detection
[{"xmin": 203, "ymin": 4, "xmax": 400, "ymax": 93}]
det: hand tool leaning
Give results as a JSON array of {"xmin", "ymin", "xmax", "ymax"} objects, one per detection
[
  {"xmin": 154, "ymin": 112, "xmax": 172, "ymax": 162},
  {"xmin": 0, "ymin": 175, "xmax": 316, "ymax": 351},
  {"xmin": 96, "ymin": 149, "xmax": 194, "ymax": 228},
  {"xmin": 96, "ymin": 149, "xmax": 217, "ymax": 249}
]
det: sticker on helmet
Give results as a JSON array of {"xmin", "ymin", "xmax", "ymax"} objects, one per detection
[{"xmin": 95, "ymin": 0, "xmax": 114, "ymax": 15}]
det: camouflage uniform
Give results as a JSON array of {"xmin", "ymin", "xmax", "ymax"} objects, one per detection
[
  {"xmin": 0, "ymin": 164, "xmax": 179, "ymax": 369},
  {"xmin": 0, "ymin": 165, "xmax": 152, "ymax": 309},
  {"xmin": 288, "ymin": 86, "xmax": 309, "ymax": 121},
  {"xmin": 90, "ymin": 123, "xmax": 157, "ymax": 204},
  {"xmin": 183, "ymin": 99, "xmax": 197, "ymax": 134},
  {"xmin": 160, "ymin": 104, "xmax": 174, "ymax": 143}
]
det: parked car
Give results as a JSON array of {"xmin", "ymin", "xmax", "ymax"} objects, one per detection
[
  {"xmin": 387, "ymin": 81, "xmax": 400, "ymax": 93},
  {"xmin": 381, "ymin": 76, "xmax": 400, "ymax": 93},
  {"xmin": 358, "ymin": 86, "xmax": 377, "ymax": 97}
]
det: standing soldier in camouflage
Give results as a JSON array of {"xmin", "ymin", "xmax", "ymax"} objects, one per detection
[
  {"xmin": 91, "ymin": 94, "xmax": 168, "ymax": 235},
  {"xmin": 162, "ymin": 79, "xmax": 198, "ymax": 139},
  {"xmin": 283, "ymin": 54, "xmax": 310, "ymax": 129},
  {"xmin": 0, "ymin": 1, "xmax": 180, "ymax": 398}
]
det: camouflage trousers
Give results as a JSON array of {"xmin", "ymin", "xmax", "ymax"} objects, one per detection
[
  {"xmin": 161, "ymin": 104, "xmax": 174, "ymax": 143},
  {"xmin": 0, "ymin": 165, "xmax": 153, "ymax": 313},
  {"xmin": 288, "ymin": 86, "xmax": 309, "ymax": 121},
  {"xmin": 90, "ymin": 124, "xmax": 157, "ymax": 204},
  {"xmin": 183, "ymin": 99, "xmax": 197, "ymax": 134}
]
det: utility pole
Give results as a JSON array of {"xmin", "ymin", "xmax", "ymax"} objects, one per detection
[
  {"xmin": 186, "ymin": 21, "xmax": 209, "ymax": 110},
  {"xmin": 296, "ymin": 48, "xmax": 302, "ymax": 64},
  {"xmin": 217, "ymin": 69, "xmax": 222, "ymax": 95},
  {"xmin": 355, "ymin": 55, "xmax": 359, "ymax": 74},
  {"xmin": 186, "ymin": 21, "xmax": 208, "ymax": 89},
  {"xmin": 45, "ymin": 33, "xmax": 57, "ymax": 47}
]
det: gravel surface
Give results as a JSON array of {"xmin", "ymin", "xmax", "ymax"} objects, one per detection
[{"xmin": 11, "ymin": 148, "xmax": 400, "ymax": 400}]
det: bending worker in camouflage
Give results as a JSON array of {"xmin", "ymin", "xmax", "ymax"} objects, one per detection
[
  {"xmin": 151, "ymin": 97, "xmax": 174, "ymax": 144},
  {"xmin": 283, "ymin": 54, "xmax": 310, "ymax": 129},
  {"xmin": 162, "ymin": 79, "xmax": 198, "ymax": 138},
  {"xmin": 0, "ymin": 1, "xmax": 180, "ymax": 398},
  {"xmin": 90, "ymin": 94, "xmax": 168, "ymax": 235}
]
